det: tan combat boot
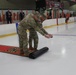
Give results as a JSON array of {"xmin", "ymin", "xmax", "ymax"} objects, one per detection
[{"xmin": 24, "ymin": 50, "xmax": 34, "ymax": 57}]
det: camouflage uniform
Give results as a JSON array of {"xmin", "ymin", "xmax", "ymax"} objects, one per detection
[
  {"xmin": 18, "ymin": 12, "xmax": 48, "ymax": 56},
  {"xmin": 29, "ymin": 12, "xmax": 48, "ymax": 50},
  {"xmin": 29, "ymin": 28, "xmax": 38, "ymax": 50}
]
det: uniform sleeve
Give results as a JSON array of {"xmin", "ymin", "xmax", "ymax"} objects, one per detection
[
  {"xmin": 37, "ymin": 23, "xmax": 48, "ymax": 34},
  {"xmin": 29, "ymin": 13, "xmax": 48, "ymax": 36},
  {"xmin": 34, "ymin": 25, "xmax": 48, "ymax": 36},
  {"xmin": 40, "ymin": 27, "xmax": 48, "ymax": 34},
  {"xmin": 30, "ymin": 22, "xmax": 48, "ymax": 36}
]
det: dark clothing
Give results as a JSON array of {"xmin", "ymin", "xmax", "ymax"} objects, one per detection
[
  {"xmin": 19, "ymin": 12, "xmax": 25, "ymax": 20},
  {"xmin": 6, "ymin": 11, "xmax": 12, "ymax": 24}
]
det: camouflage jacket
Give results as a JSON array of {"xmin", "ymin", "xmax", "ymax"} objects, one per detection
[{"xmin": 18, "ymin": 13, "xmax": 48, "ymax": 36}]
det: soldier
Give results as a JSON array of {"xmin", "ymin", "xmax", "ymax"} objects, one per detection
[
  {"xmin": 29, "ymin": 12, "xmax": 48, "ymax": 51},
  {"xmin": 18, "ymin": 11, "xmax": 53, "ymax": 57}
]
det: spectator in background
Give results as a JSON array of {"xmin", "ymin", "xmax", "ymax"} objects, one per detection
[
  {"xmin": 5, "ymin": 9, "xmax": 12, "ymax": 24},
  {"xmin": 60, "ymin": 13, "xmax": 62, "ymax": 18},
  {"xmin": 49, "ymin": 9, "xmax": 52, "ymax": 19},
  {"xmin": 19, "ymin": 10, "xmax": 25, "ymax": 21},
  {"xmin": 65, "ymin": 12, "xmax": 70, "ymax": 24}
]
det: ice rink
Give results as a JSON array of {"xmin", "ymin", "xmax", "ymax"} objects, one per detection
[{"xmin": 0, "ymin": 22, "xmax": 76, "ymax": 75}]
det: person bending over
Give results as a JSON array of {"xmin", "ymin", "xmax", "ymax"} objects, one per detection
[{"xmin": 18, "ymin": 11, "xmax": 53, "ymax": 57}]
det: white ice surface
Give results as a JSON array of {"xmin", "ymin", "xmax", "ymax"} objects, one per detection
[{"xmin": 0, "ymin": 22, "xmax": 76, "ymax": 75}]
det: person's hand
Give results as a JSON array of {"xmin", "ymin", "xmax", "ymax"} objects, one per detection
[
  {"xmin": 48, "ymin": 34, "xmax": 53, "ymax": 38},
  {"xmin": 44, "ymin": 34, "xmax": 53, "ymax": 38}
]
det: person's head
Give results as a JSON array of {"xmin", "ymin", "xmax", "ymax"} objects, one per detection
[
  {"xmin": 20, "ymin": 10, "xmax": 23, "ymax": 12},
  {"xmin": 32, "ymin": 10, "xmax": 47, "ymax": 22},
  {"xmin": 7, "ymin": 9, "xmax": 12, "ymax": 13},
  {"xmin": 40, "ymin": 13, "xmax": 47, "ymax": 22},
  {"xmin": 7, "ymin": 9, "xmax": 9, "ymax": 11}
]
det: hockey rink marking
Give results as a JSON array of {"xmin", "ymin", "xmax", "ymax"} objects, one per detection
[{"xmin": 53, "ymin": 34, "xmax": 76, "ymax": 36}]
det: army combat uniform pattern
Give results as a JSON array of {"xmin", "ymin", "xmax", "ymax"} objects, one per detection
[
  {"xmin": 29, "ymin": 28, "xmax": 38, "ymax": 50},
  {"xmin": 18, "ymin": 12, "xmax": 48, "ymax": 55},
  {"xmin": 29, "ymin": 12, "xmax": 48, "ymax": 50}
]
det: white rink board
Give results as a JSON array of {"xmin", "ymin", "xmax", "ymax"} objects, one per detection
[{"xmin": 0, "ymin": 17, "xmax": 75, "ymax": 36}]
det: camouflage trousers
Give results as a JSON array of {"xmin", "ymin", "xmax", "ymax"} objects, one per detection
[
  {"xmin": 29, "ymin": 30, "xmax": 38, "ymax": 49},
  {"xmin": 18, "ymin": 32, "xmax": 28, "ymax": 53}
]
